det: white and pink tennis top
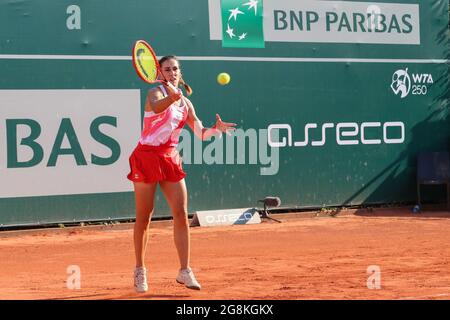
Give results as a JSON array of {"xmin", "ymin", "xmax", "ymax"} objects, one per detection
[{"xmin": 139, "ymin": 85, "xmax": 189, "ymax": 147}]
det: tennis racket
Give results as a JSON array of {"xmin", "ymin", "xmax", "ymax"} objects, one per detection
[
  {"xmin": 132, "ymin": 40, "xmax": 181, "ymax": 93},
  {"xmin": 132, "ymin": 40, "xmax": 161, "ymax": 84}
]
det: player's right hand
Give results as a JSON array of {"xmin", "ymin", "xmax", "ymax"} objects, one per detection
[{"xmin": 163, "ymin": 81, "xmax": 182, "ymax": 102}]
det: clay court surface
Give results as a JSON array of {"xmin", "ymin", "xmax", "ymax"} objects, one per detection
[{"xmin": 0, "ymin": 207, "xmax": 449, "ymax": 300}]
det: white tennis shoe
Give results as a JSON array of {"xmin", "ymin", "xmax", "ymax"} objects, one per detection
[
  {"xmin": 176, "ymin": 267, "xmax": 201, "ymax": 290},
  {"xmin": 134, "ymin": 266, "xmax": 148, "ymax": 293}
]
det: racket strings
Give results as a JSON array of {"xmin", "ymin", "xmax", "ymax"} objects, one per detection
[{"xmin": 133, "ymin": 41, "xmax": 159, "ymax": 83}]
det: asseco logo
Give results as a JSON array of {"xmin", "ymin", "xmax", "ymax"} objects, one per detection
[{"xmin": 391, "ymin": 68, "xmax": 411, "ymax": 99}]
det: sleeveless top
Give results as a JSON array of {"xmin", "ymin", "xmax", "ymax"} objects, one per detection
[{"xmin": 139, "ymin": 85, "xmax": 189, "ymax": 147}]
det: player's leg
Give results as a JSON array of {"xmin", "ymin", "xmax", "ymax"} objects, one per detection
[
  {"xmin": 133, "ymin": 181, "xmax": 157, "ymax": 267},
  {"xmin": 159, "ymin": 179, "xmax": 189, "ymax": 268},
  {"xmin": 133, "ymin": 181, "xmax": 157, "ymax": 292},
  {"xmin": 160, "ymin": 179, "xmax": 201, "ymax": 290}
]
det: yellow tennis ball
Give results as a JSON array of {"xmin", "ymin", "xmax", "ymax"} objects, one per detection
[{"xmin": 217, "ymin": 72, "xmax": 230, "ymax": 85}]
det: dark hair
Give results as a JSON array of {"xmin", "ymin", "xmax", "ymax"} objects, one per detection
[{"xmin": 158, "ymin": 55, "xmax": 193, "ymax": 96}]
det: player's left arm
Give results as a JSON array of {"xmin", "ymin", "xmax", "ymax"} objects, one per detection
[{"xmin": 184, "ymin": 97, "xmax": 236, "ymax": 141}]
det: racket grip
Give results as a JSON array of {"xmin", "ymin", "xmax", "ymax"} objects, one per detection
[
  {"xmin": 163, "ymin": 80, "xmax": 182, "ymax": 97},
  {"xmin": 166, "ymin": 81, "xmax": 177, "ymax": 91}
]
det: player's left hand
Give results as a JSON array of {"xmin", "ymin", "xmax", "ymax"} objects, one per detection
[{"xmin": 215, "ymin": 114, "xmax": 236, "ymax": 136}]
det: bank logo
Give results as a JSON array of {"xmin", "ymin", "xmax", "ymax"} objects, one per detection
[
  {"xmin": 391, "ymin": 68, "xmax": 411, "ymax": 98},
  {"xmin": 210, "ymin": 1, "xmax": 420, "ymax": 45},
  {"xmin": 221, "ymin": 0, "xmax": 264, "ymax": 48}
]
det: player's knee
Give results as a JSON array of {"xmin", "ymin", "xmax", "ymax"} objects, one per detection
[
  {"xmin": 135, "ymin": 218, "xmax": 151, "ymax": 230},
  {"xmin": 135, "ymin": 211, "xmax": 153, "ymax": 229},
  {"xmin": 172, "ymin": 210, "xmax": 188, "ymax": 224}
]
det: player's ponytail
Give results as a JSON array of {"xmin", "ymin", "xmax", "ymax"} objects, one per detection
[{"xmin": 179, "ymin": 77, "xmax": 193, "ymax": 96}]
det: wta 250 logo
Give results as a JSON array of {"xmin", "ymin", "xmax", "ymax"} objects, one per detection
[{"xmin": 391, "ymin": 68, "xmax": 434, "ymax": 98}]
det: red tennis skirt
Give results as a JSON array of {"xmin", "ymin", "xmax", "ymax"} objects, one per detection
[{"xmin": 127, "ymin": 143, "xmax": 186, "ymax": 183}]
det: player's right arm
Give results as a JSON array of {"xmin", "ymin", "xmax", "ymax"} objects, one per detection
[{"xmin": 145, "ymin": 84, "xmax": 182, "ymax": 113}]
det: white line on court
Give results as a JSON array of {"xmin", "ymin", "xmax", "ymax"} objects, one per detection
[
  {"xmin": 0, "ymin": 55, "xmax": 130, "ymax": 60},
  {"xmin": 397, "ymin": 293, "xmax": 450, "ymax": 300},
  {"xmin": 0, "ymin": 54, "xmax": 448, "ymax": 64}
]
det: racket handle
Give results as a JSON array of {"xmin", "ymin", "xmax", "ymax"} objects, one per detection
[
  {"xmin": 166, "ymin": 81, "xmax": 180, "ymax": 92},
  {"xmin": 166, "ymin": 81, "xmax": 183, "ymax": 95}
]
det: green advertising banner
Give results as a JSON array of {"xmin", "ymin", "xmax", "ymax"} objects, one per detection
[{"xmin": 0, "ymin": 0, "xmax": 448, "ymax": 227}]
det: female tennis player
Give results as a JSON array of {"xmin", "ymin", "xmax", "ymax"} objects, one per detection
[{"xmin": 127, "ymin": 55, "xmax": 236, "ymax": 292}]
